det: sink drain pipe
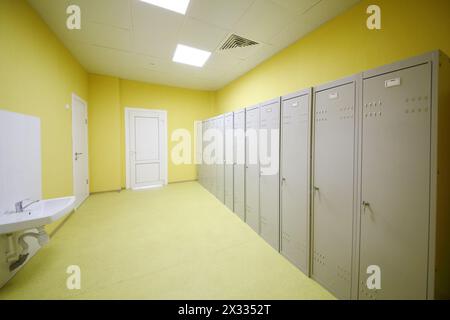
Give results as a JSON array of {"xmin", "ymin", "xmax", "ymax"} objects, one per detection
[{"xmin": 8, "ymin": 227, "xmax": 49, "ymax": 272}]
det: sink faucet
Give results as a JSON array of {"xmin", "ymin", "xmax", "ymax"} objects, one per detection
[{"xmin": 15, "ymin": 199, "xmax": 39, "ymax": 213}]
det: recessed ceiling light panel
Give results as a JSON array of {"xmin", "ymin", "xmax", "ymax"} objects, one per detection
[
  {"xmin": 173, "ymin": 44, "xmax": 211, "ymax": 67},
  {"xmin": 140, "ymin": 0, "xmax": 190, "ymax": 15}
]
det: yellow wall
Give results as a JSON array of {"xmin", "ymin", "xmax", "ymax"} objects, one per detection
[
  {"xmin": 88, "ymin": 75, "xmax": 122, "ymax": 193},
  {"xmin": 0, "ymin": 0, "xmax": 88, "ymax": 199},
  {"xmin": 215, "ymin": 0, "xmax": 450, "ymax": 113},
  {"xmin": 88, "ymin": 75, "xmax": 214, "ymax": 193}
]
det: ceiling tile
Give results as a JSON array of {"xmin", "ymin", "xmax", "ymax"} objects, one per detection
[
  {"xmin": 178, "ymin": 18, "xmax": 229, "ymax": 52},
  {"xmin": 187, "ymin": 0, "xmax": 255, "ymax": 30},
  {"xmin": 234, "ymin": 0, "xmax": 296, "ymax": 44},
  {"xmin": 71, "ymin": 0, "xmax": 132, "ymax": 29},
  {"xmin": 270, "ymin": 0, "xmax": 321, "ymax": 14},
  {"xmin": 131, "ymin": 0, "xmax": 185, "ymax": 58},
  {"xmin": 67, "ymin": 22, "xmax": 132, "ymax": 51}
]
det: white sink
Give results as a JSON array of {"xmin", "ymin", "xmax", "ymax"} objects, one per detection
[{"xmin": 0, "ymin": 196, "xmax": 76, "ymax": 235}]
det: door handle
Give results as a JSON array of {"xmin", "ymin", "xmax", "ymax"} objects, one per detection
[
  {"xmin": 313, "ymin": 186, "xmax": 320, "ymax": 192},
  {"xmin": 75, "ymin": 152, "xmax": 83, "ymax": 160}
]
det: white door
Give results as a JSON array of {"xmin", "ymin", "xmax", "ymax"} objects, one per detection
[
  {"xmin": 72, "ymin": 94, "xmax": 89, "ymax": 209},
  {"xmin": 126, "ymin": 108, "xmax": 167, "ymax": 190}
]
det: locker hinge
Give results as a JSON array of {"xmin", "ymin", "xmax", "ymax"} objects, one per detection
[
  {"xmin": 86, "ymin": 179, "xmax": 89, "ymax": 184},
  {"xmin": 85, "ymin": 119, "xmax": 88, "ymax": 125}
]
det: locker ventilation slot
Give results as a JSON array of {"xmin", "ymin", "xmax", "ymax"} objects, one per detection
[
  {"xmin": 337, "ymin": 265, "xmax": 351, "ymax": 282},
  {"xmin": 360, "ymin": 281, "xmax": 379, "ymax": 300},
  {"xmin": 219, "ymin": 34, "xmax": 259, "ymax": 50}
]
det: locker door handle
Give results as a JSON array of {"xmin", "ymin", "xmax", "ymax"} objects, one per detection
[
  {"xmin": 313, "ymin": 186, "xmax": 320, "ymax": 192},
  {"xmin": 362, "ymin": 201, "xmax": 370, "ymax": 209},
  {"xmin": 281, "ymin": 177, "xmax": 286, "ymax": 184}
]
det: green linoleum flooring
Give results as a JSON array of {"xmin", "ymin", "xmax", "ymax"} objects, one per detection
[{"xmin": 0, "ymin": 181, "xmax": 334, "ymax": 300}]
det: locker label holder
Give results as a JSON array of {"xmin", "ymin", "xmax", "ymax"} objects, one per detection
[
  {"xmin": 385, "ymin": 77, "xmax": 401, "ymax": 88},
  {"xmin": 329, "ymin": 92, "xmax": 339, "ymax": 100}
]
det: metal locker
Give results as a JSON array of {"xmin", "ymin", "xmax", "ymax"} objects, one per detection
[
  {"xmin": 195, "ymin": 121, "xmax": 203, "ymax": 184},
  {"xmin": 245, "ymin": 105, "xmax": 260, "ymax": 233},
  {"xmin": 312, "ymin": 76, "xmax": 359, "ymax": 299},
  {"xmin": 259, "ymin": 98, "xmax": 281, "ymax": 250},
  {"xmin": 358, "ymin": 60, "xmax": 432, "ymax": 300},
  {"xmin": 201, "ymin": 120, "xmax": 208, "ymax": 190},
  {"xmin": 215, "ymin": 116, "xmax": 225, "ymax": 202},
  {"xmin": 280, "ymin": 89, "xmax": 312, "ymax": 274},
  {"xmin": 204, "ymin": 119, "xmax": 215, "ymax": 195},
  {"xmin": 233, "ymin": 109, "xmax": 246, "ymax": 221},
  {"xmin": 224, "ymin": 113, "xmax": 234, "ymax": 211}
]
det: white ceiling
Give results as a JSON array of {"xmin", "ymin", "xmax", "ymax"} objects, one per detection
[{"xmin": 28, "ymin": 0, "xmax": 360, "ymax": 90}]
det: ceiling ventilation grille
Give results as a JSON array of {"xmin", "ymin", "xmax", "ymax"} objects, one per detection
[{"xmin": 219, "ymin": 34, "xmax": 259, "ymax": 50}]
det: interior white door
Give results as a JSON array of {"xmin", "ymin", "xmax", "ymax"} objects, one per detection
[
  {"xmin": 72, "ymin": 94, "xmax": 89, "ymax": 209},
  {"xmin": 127, "ymin": 109, "xmax": 167, "ymax": 189}
]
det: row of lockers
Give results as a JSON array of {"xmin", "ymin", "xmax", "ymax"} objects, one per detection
[{"xmin": 196, "ymin": 51, "xmax": 449, "ymax": 300}]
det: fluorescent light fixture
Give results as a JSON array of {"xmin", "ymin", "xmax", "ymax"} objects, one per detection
[
  {"xmin": 140, "ymin": 0, "xmax": 190, "ymax": 15},
  {"xmin": 172, "ymin": 44, "xmax": 211, "ymax": 67}
]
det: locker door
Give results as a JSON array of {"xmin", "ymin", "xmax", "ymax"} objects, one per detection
[
  {"xmin": 196, "ymin": 121, "xmax": 203, "ymax": 183},
  {"xmin": 224, "ymin": 113, "xmax": 234, "ymax": 210},
  {"xmin": 359, "ymin": 63, "xmax": 431, "ymax": 300},
  {"xmin": 233, "ymin": 110, "xmax": 246, "ymax": 221},
  {"xmin": 207, "ymin": 119, "xmax": 215, "ymax": 194},
  {"xmin": 202, "ymin": 120, "xmax": 210, "ymax": 191},
  {"xmin": 245, "ymin": 106, "xmax": 260, "ymax": 233},
  {"xmin": 216, "ymin": 116, "xmax": 225, "ymax": 202},
  {"xmin": 312, "ymin": 82, "xmax": 356, "ymax": 299},
  {"xmin": 259, "ymin": 100, "xmax": 280, "ymax": 250},
  {"xmin": 280, "ymin": 93, "xmax": 311, "ymax": 273}
]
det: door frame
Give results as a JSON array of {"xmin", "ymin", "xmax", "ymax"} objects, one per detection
[
  {"xmin": 72, "ymin": 93, "xmax": 89, "ymax": 209},
  {"xmin": 125, "ymin": 107, "xmax": 168, "ymax": 189}
]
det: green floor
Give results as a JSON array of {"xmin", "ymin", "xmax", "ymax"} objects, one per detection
[{"xmin": 0, "ymin": 182, "xmax": 334, "ymax": 300}]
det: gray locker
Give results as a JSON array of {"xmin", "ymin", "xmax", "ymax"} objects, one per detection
[
  {"xmin": 245, "ymin": 105, "xmax": 260, "ymax": 233},
  {"xmin": 356, "ymin": 51, "xmax": 450, "ymax": 300},
  {"xmin": 233, "ymin": 109, "xmax": 246, "ymax": 221},
  {"xmin": 215, "ymin": 116, "xmax": 225, "ymax": 202},
  {"xmin": 224, "ymin": 113, "xmax": 234, "ymax": 210},
  {"xmin": 259, "ymin": 98, "xmax": 281, "ymax": 250},
  {"xmin": 312, "ymin": 76, "xmax": 359, "ymax": 299},
  {"xmin": 203, "ymin": 119, "xmax": 213, "ymax": 194},
  {"xmin": 196, "ymin": 121, "xmax": 203, "ymax": 183},
  {"xmin": 280, "ymin": 89, "xmax": 312, "ymax": 274}
]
